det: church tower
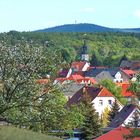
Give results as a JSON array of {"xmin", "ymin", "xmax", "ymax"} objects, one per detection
[{"xmin": 81, "ymin": 40, "xmax": 89, "ymax": 61}]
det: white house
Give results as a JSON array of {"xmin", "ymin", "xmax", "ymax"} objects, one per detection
[
  {"xmin": 109, "ymin": 104, "xmax": 140, "ymax": 128},
  {"xmin": 67, "ymin": 86, "xmax": 123, "ymax": 117},
  {"xmin": 92, "ymin": 87, "xmax": 123, "ymax": 116}
]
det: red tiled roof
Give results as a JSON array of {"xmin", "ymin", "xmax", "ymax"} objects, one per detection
[
  {"xmin": 116, "ymin": 82, "xmax": 133, "ymax": 97},
  {"xmin": 98, "ymin": 87, "xmax": 114, "ymax": 97},
  {"xmin": 71, "ymin": 61, "xmax": 87, "ymax": 71},
  {"xmin": 95, "ymin": 127, "xmax": 140, "ymax": 140},
  {"xmin": 56, "ymin": 74, "xmax": 97, "ymax": 85},
  {"xmin": 122, "ymin": 69, "xmax": 136, "ymax": 77},
  {"xmin": 77, "ymin": 77, "xmax": 97, "ymax": 84},
  {"xmin": 122, "ymin": 83, "xmax": 133, "ymax": 97},
  {"xmin": 67, "ymin": 86, "xmax": 115, "ymax": 107},
  {"xmin": 73, "ymin": 71, "xmax": 84, "ymax": 76},
  {"xmin": 67, "ymin": 74, "xmax": 84, "ymax": 80}
]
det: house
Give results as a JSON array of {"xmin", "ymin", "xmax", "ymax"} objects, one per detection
[
  {"xmin": 67, "ymin": 86, "xmax": 123, "ymax": 117},
  {"xmin": 66, "ymin": 61, "xmax": 90, "ymax": 78},
  {"xmin": 95, "ymin": 71, "xmax": 124, "ymax": 83},
  {"xmin": 85, "ymin": 67, "xmax": 126, "ymax": 83},
  {"xmin": 120, "ymin": 60, "xmax": 140, "ymax": 70},
  {"xmin": 95, "ymin": 126, "xmax": 140, "ymax": 140},
  {"xmin": 109, "ymin": 104, "xmax": 140, "ymax": 128},
  {"xmin": 131, "ymin": 61, "xmax": 140, "ymax": 70},
  {"xmin": 84, "ymin": 67, "xmax": 108, "ymax": 78},
  {"xmin": 66, "ymin": 41, "xmax": 90, "ymax": 78},
  {"xmin": 121, "ymin": 69, "xmax": 136, "ymax": 81},
  {"xmin": 120, "ymin": 60, "xmax": 132, "ymax": 69},
  {"xmin": 54, "ymin": 74, "xmax": 97, "ymax": 85}
]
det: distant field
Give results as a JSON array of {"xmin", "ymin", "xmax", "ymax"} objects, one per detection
[{"xmin": 0, "ymin": 126, "xmax": 62, "ymax": 140}]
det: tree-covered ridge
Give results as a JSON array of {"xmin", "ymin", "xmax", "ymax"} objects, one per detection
[
  {"xmin": 34, "ymin": 23, "xmax": 140, "ymax": 33},
  {"xmin": 0, "ymin": 31, "xmax": 140, "ymax": 66}
]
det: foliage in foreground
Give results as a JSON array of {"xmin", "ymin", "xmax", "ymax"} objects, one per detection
[
  {"xmin": 0, "ymin": 42, "xmax": 85, "ymax": 137},
  {"xmin": 108, "ymin": 99, "xmax": 120, "ymax": 125},
  {"xmin": 0, "ymin": 126, "xmax": 62, "ymax": 140},
  {"xmin": 80, "ymin": 90, "xmax": 101, "ymax": 140}
]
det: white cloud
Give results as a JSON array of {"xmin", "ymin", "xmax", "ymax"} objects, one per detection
[
  {"xmin": 82, "ymin": 7, "xmax": 95, "ymax": 13},
  {"xmin": 134, "ymin": 10, "xmax": 140, "ymax": 18}
]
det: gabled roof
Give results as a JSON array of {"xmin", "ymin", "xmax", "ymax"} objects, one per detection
[
  {"xmin": 95, "ymin": 71, "xmax": 114, "ymax": 83},
  {"xmin": 55, "ymin": 75, "xmax": 97, "ymax": 85},
  {"xmin": 95, "ymin": 126, "xmax": 140, "ymax": 140},
  {"xmin": 67, "ymin": 86, "xmax": 101, "ymax": 107},
  {"xmin": 85, "ymin": 67, "xmax": 120, "ymax": 78},
  {"xmin": 120, "ymin": 60, "xmax": 140, "ymax": 70},
  {"xmin": 62, "ymin": 83, "xmax": 84, "ymax": 97},
  {"xmin": 120, "ymin": 60, "xmax": 131, "ymax": 68},
  {"xmin": 71, "ymin": 61, "xmax": 87, "ymax": 71},
  {"xmin": 76, "ymin": 77, "xmax": 97, "ymax": 85},
  {"xmin": 67, "ymin": 74, "xmax": 84, "ymax": 80},
  {"xmin": 85, "ymin": 68, "xmax": 106, "ymax": 77},
  {"xmin": 98, "ymin": 87, "xmax": 114, "ymax": 97},
  {"xmin": 121, "ymin": 69, "xmax": 136, "ymax": 77},
  {"xmin": 67, "ymin": 86, "xmax": 114, "ymax": 107},
  {"xmin": 109, "ymin": 104, "xmax": 137, "ymax": 128},
  {"xmin": 131, "ymin": 61, "xmax": 140, "ymax": 69}
]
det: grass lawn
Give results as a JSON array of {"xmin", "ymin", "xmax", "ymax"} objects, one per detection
[{"xmin": 0, "ymin": 126, "xmax": 62, "ymax": 140}]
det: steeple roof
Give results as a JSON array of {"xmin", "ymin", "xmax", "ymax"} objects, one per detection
[{"xmin": 81, "ymin": 40, "xmax": 88, "ymax": 54}]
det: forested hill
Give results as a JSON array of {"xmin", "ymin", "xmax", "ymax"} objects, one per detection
[
  {"xmin": 0, "ymin": 31, "xmax": 140, "ymax": 66},
  {"xmin": 35, "ymin": 23, "xmax": 140, "ymax": 33},
  {"xmin": 35, "ymin": 23, "xmax": 116, "ymax": 32}
]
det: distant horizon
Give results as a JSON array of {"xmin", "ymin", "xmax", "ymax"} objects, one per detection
[
  {"xmin": 1, "ymin": 0, "xmax": 140, "ymax": 33},
  {"xmin": 2, "ymin": 22, "xmax": 140, "ymax": 33}
]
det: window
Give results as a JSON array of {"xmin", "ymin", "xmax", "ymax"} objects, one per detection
[
  {"xmin": 108, "ymin": 100, "xmax": 112, "ymax": 105},
  {"xmin": 99, "ymin": 100, "xmax": 103, "ymax": 106}
]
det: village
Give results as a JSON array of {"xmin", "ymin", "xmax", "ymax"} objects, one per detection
[{"xmin": 49, "ymin": 41, "xmax": 140, "ymax": 139}]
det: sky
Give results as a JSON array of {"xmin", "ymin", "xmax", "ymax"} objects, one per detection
[{"xmin": 0, "ymin": 0, "xmax": 140, "ymax": 32}]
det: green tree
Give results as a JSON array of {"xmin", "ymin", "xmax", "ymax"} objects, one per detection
[
  {"xmin": 100, "ymin": 79, "xmax": 127, "ymax": 104},
  {"xmin": 101, "ymin": 107, "xmax": 110, "ymax": 128},
  {"xmin": 127, "ymin": 74, "xmax": 140, "ymax": 104},
  {"xmin": 123, "ymin": 108, "xmax": 140, "ymax": 139},
  {"xmin": 108, "ymin": 99, "xmax": 120, "ymax": 125},
  {"xmin": 0, "ymin": 41, "xmax": 63, "ymax": 127},
  {"xmin": 80, "ymin": 90, "xmax": 101, "ymax": 140},
  {"xmin": 119, "ymin": 54, "xmax": 128, "ymax": 65},
  {"xmin": 90, "ymin": 52, "xmax": 102, "ymax": 66}
]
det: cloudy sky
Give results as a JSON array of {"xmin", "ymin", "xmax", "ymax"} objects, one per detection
[{"xmin": 0, "ymin": 0, "xmax": 140, "ymax": 32}]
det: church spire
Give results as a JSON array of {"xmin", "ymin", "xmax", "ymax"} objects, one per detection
[{"xmin": 81, "ymin": 40, "xmax": 89, "ymax": 61}]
